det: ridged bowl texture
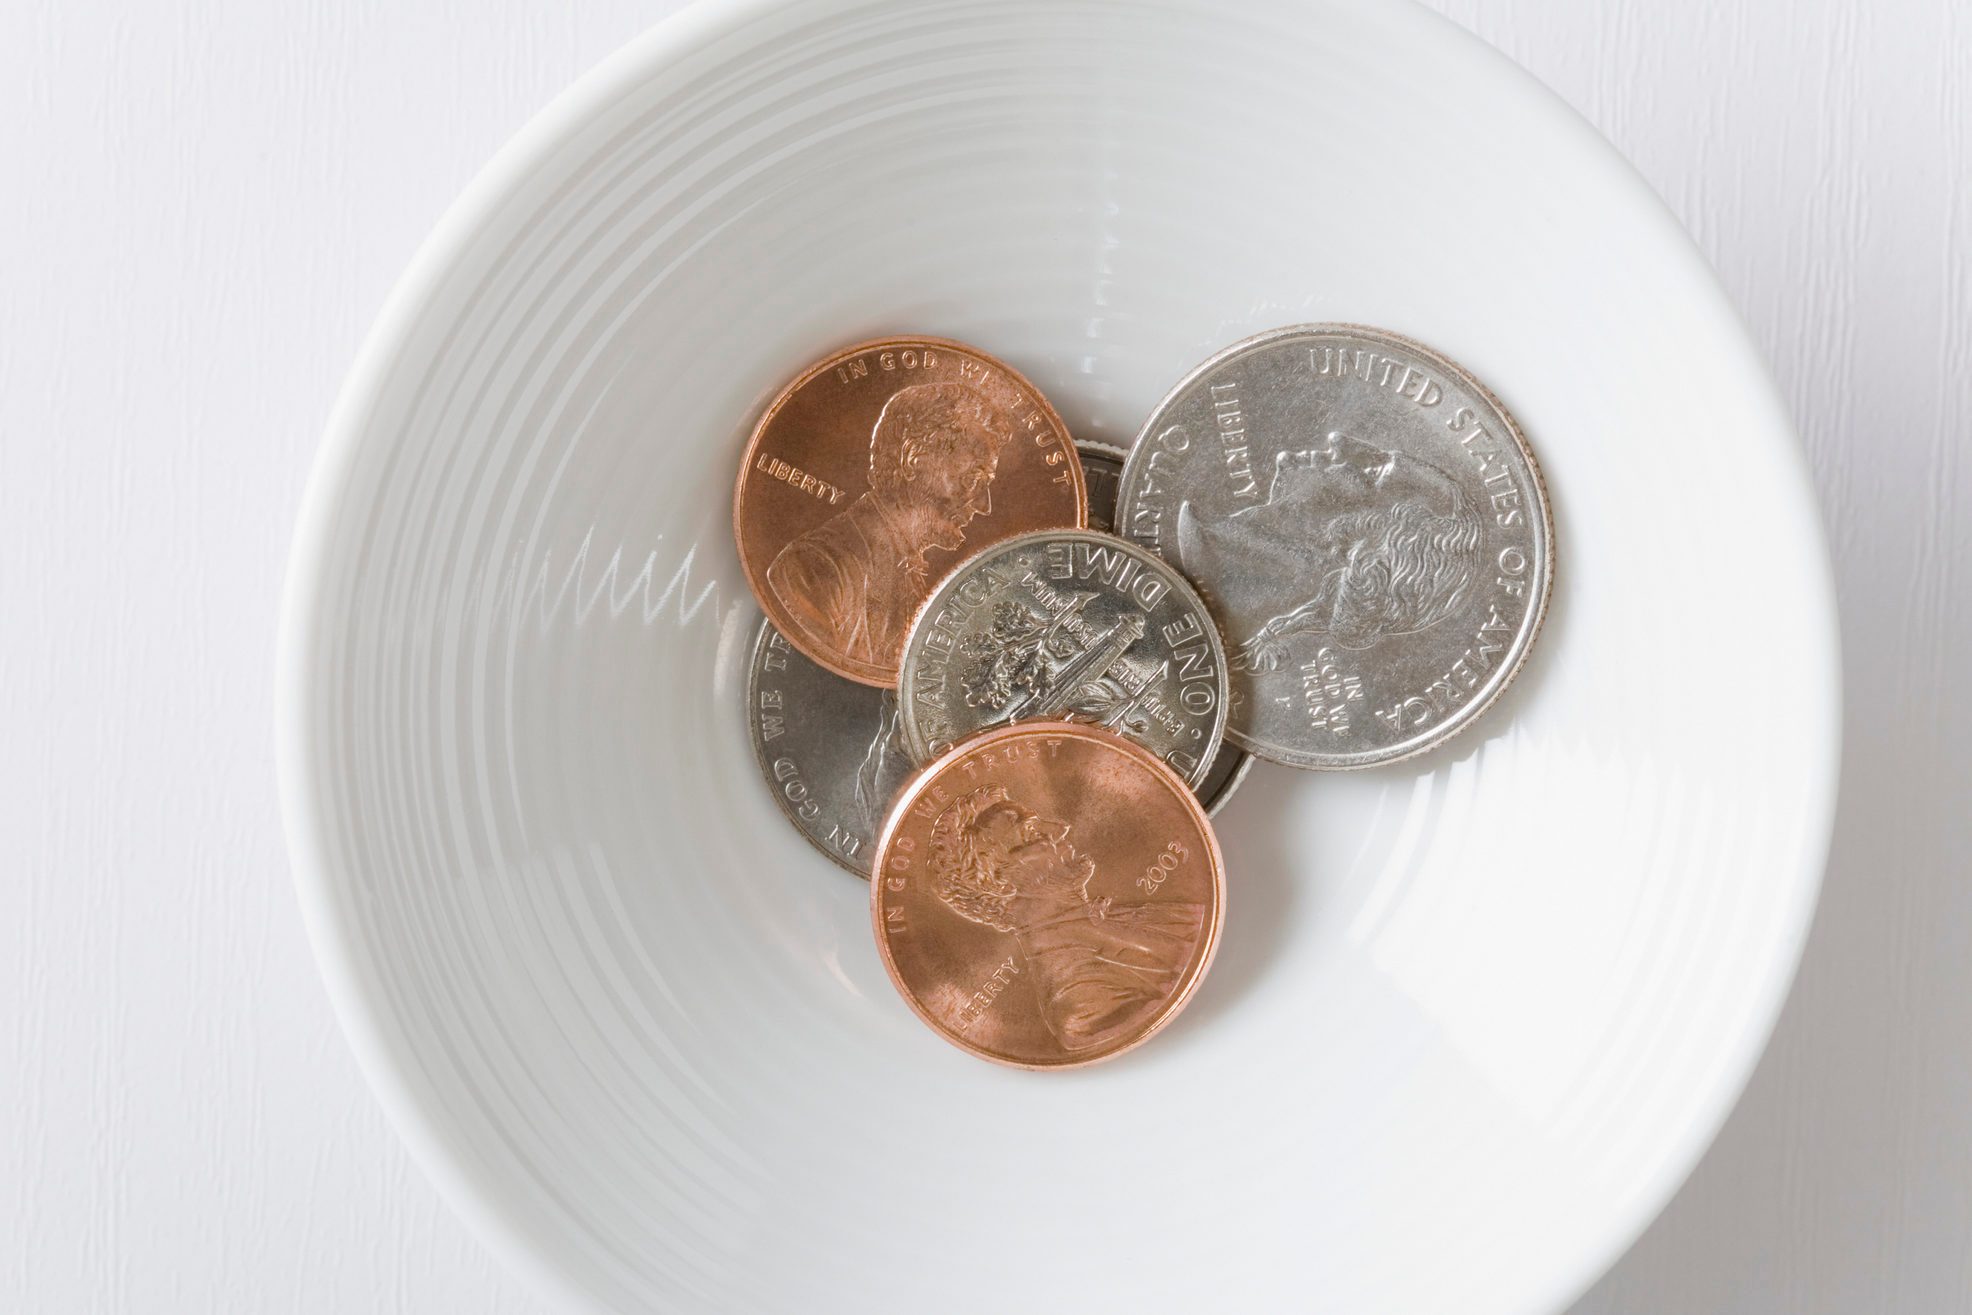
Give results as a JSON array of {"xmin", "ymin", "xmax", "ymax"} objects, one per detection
[{"xmin": 279, "ymin": 1, "xmax": 1839, "ymax": 1310}]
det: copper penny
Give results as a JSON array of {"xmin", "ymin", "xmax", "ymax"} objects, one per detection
[
  {"xmin": 733, "ymin": 337, "xmax": 1087, "ymax": 687},
  {"xmin": 870, "ymin": 722, "xmax": 1224, "ymax": 1068}
]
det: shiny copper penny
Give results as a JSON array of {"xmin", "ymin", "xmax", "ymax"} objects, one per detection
[
  {"xmin": 734, "ymin": 337, "xmax": 1086, "ymax": 687},
  {"xmin": 871, "ymin": 722, "xmax": 1224, "ymax": 1068}
]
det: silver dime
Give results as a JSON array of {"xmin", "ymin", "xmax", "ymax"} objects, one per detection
[
  {"xmin": 1079, "ymin": 441, "xmax": 1254, "ymax": 813},
  {"xmin": 897, "ymin": 528, "xmax": 1230, "ymax": 787},
  {"xmin": 1114, "ymin": 324, "xmax": 1554, "ymax": 770},
  {"xmin": 745, "ymin": 617, "xmax": 915, "ymax": 877}
]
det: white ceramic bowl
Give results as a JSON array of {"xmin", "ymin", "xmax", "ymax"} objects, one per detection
[{"xmin": 278, "ymin": 1, "xmax": 1839, "ymax": 1311}]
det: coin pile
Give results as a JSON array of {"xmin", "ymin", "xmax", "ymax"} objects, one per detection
[{"xmin": 735, "ymin": 327, "xmax": 1553, "ymax": 1068}]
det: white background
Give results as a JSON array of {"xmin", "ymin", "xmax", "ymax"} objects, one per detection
[{"xmin": 3, "ymin": 1, "xmax": 1965, "ymax": 1310}]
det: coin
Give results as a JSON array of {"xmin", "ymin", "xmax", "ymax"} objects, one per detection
[
  {"xmin": 744, "ymin": 617, "xmax": 916, "ymax": 876},
  {"xmin": 1078, "ymin": 442, "xmax": 1254, "ymax": 814},
  {"xmin": 1114, "ymin": 324, "xmax": 1554, "ymax": 769},
  {"xmin": 741, "ymin": 447, "xmax": 1248, "ymax": 883},
  {"xmin": 897, "ymin": 529, "xmax": 1229, "ymax": 788},
  {"xmin": 1192, "ymin": 727, "xmax": 1254, "ymax": 815},
  {"xmin": 1076, "ymin": 438, "xmax": 1131, "ymax": 530},
  {"xmin": 871, "ymin": 722, "xmax": 1224, "ymax": 1068},
  {"xmin": 733, "ymin": 337, "xmax": 1087, "ymax": 687}
]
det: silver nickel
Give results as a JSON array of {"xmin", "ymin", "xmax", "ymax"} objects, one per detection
[
  {"xmin": 897, "ymin": 529, "xmax": 1230, "ymax": 788},
  {"xmin": 1193, "ymin": 728, "xmax": 1254, "ymax": 815},
  {"xmin": 745, "ymin": 616, "xmax": 915, "ymax": 877},
  {"xmin": 1079, "ymin": 442, "xmax": 1253, "ymax": 813},
  {"xmin": 1076, "ymin": 437, "xmax": 1131, "ymax": 533},
  {"xmin": 1114, "ymin": 324, "xmax": 1554, "ymax": 770}
]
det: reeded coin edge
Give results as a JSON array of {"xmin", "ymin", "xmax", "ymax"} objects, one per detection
[
  {"xmin": 868, "ymin": 721, "xmax": 1226, "ymax": 1071},
  {"xmin": 731, "ymin": 334, "xmax": 1090, "ymax": 689},
  {"xmin": 1115, "ymin": 321, "xmax": 1556, "ymax": 771},
  {"xmin": 741, "ymin": 612, "xmax": 872, "ymax": 879},
  {"xmin": 1074, "ymin": 436, "xmax": 1133, "ymax": 464},
  {"xmin": 893, "ymin": 527, "xmax": 1232, "ymax": 789},
  {"xmin": 1201, "ymin": 747, "xmax": 1254, "ymax": 816}
]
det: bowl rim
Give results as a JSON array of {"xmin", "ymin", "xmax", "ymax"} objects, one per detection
[{"xmin": 275, "ymin": 1, "xmax": 1843, "ymax": 1310}]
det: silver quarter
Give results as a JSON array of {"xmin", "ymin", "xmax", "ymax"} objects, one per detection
[
  {"xmin": 1079, "ymin": 441, "xmax": 1253, "ymax": 813},
  {"xmin": 1114, "ymin": 324, "xmax": 1554, "ymax": 769},
  {"xmin": 745, "ymin": 617, "xmax": 916, "ymax": 877},
  {"xmin": 897, "ymin": 529, "xmax": 1230, "ymax": 787}
]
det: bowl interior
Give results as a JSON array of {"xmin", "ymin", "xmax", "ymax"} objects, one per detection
[{"xmin": 282, "ymin": 1, "xmax": 1837, "ymax": 1311}]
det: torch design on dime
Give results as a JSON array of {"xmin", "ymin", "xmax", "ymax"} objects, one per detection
[{"xmin": 896, "ymin": 529, "xmax": 1229, "ymax": 788}]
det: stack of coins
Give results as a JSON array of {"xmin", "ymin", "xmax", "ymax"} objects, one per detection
[{"xmin": 735, "ymin": 327, "xmax": 1553, "ymax": 1068}]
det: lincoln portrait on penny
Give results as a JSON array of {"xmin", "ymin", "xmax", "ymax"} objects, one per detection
[
  {"xmin": 766, "ymin": 382, "xmax": 1009, "ymax": 668},
  {"xmin": 1176, "ymin": 430, "xmax": 1484, "ymax": 671},
  {"xmin": 927, "ymin": 784, "xmax": 1206, "ymax": 1054}
]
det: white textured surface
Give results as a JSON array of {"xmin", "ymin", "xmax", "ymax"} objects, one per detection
[
  {"xmin": 0, "ymin": 4, "xmax": 1958, "ymax": 1315},
  {"xmin": 281, "ymin": 0, "xmax": 1837, "ymax": 1308}
]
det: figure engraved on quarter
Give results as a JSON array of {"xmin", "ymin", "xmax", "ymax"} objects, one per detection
[
  {"xmin": 1178, "ymin": 431, "xmax": 1483, "ymax": 673},
  {"xmin": 1114, "ymin": 324, "xmax": 1553, "ymax": 770},
  {"xmin": 928, "ymin": 785, "xmax": 1206, "ymax": 1055},
  {"xmin": 765, "ymin": 382, "xmax": 1009, "ymax": 668}
]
